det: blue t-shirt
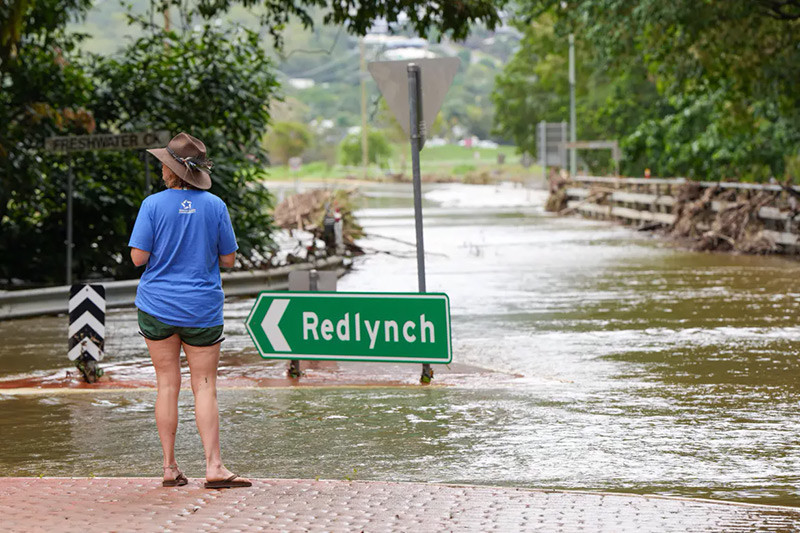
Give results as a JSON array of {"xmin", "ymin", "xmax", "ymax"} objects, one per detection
[{"xmin": 128, "ymin": 189, "xmax": 238, "ymax": 327}]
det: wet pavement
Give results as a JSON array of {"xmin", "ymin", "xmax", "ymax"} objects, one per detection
[
  {"xmin": 3, "ymin": 477, "xmax": 800, "ymax": 532},
  {"xmin": 2, "ymin": 181, "xmax": 800, "ymax": 517}
]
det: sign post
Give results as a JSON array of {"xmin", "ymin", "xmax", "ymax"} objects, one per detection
[
  {"xmin": 407, "ymin": 64, "xmax": 432, "ymax": 382},
  {"xmin": 66, "ymin": 162, "xmax": 74, "ymax": 286},
  {"xmin": 537, "ymin": 121, "xmax": 568, "ymax": 182},
  {"xmin": 246, "ymin": 292, "xmax": 452, "ymax": 364},
  {"xmin": 285, "ymin": 269, "xmax": 338, "ymax": 378},
  {"xmin": 45, "ymin": 130, "xmax": 170, "ymax": 285},
  {"xmin": 144, "ymin": 152, "xmax": 152, "ymax": 195},
  {"xmin": 68, "ymin": 284, "xmax": 106, "ymax": 383},
  {"xmin": 368, "ymin": 57, "xmax": 459, "ymax": 382}
]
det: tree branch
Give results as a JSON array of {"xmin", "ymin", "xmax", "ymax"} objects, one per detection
[{"xmin": 758, "ymin": 0, "xmax": 800, "ymax": 20}]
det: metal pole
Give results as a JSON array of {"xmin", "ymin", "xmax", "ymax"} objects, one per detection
[
  {"xmin": 144, "ymin": 152, "xmax": 152, "ymax": 195},
  {"xmin": 289, "ymin": 269, "xmax": 318, "ymax": 378},
  {"xmin": 569, "ymin": 34, "xmax": 577, "ymax": 177},
  {"xmin": 408, "ymin": 64, "xmax": 433, "ymax": 383},
  {"xmin": 539, "ymin": 121, "xmax": 547, "ymax": 184},
  {"xmin": 360, "ymin": 38, "xmax": 369, "ymax": 179},
  {"xmin": 66, "ymin": 160, "xmax": 73, "ymax": 286}
]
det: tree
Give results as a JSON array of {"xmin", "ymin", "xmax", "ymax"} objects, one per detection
[
  {"xmin": 339, "ymin": 129, "xmax": 392, "ymax": 167},
  {"xmin": 506, "ymin": 0, "xmax": 800, "ymax": 180},
  {"xmin": 191, "ymin": 0, "xmax": 506, "ymax": 44},
  {"xmin": 0, "ymin": 0, "xmax": 99, "ymax": 283},
  {"xmin": 1, "ymin": 0, "xmax": 505, "ymax": 283},
  {"xmin": 492, "ymin": 13, "xmax": 664, "ymax": 174},
  {"xmin": 0, "ymin": 0, "xmax": 93, "ymax": 70},
  {"xmin": 93, "ymin": 25, "xmax": 280, "ymax": 272},
  {"xmin": 264, "ymin": 121, "xmax": 314, "ymax": 165}
]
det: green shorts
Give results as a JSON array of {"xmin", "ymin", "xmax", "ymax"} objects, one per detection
[{"xmin": 137, "ymin": 309, "xmax": 225, "ymax": 346}]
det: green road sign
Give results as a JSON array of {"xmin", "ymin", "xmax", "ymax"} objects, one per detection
[{"xmin": 245, "ymin": 292, "xmax": 452, "ymax": 364}]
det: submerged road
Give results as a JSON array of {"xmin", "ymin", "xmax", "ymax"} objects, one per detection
[{"xmin": 1, "ymin": 182, "xmax": 800, "ymax": 513}]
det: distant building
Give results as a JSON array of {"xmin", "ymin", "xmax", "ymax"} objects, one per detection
[
  {"xmin": 383, "ymin": 47, "xmax": 436, "ymax": 61},
  {"xmin": 362, "ymin": 34, "xmax": 428, "ymax": 49},
  {"xmin": 288, "ymin": 78, "xmax": 315, "ymax": 89}
]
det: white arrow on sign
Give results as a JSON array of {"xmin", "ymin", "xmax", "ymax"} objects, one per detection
[
  {"xmin": 368, "ymin": 57, "xmax": 460, "ymax": 138},
  {"xmin": 261, "ymin": 299, "xmax": 291, "ymax": 352}
]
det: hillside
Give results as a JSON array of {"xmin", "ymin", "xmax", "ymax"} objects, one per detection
[{"xmin": 70, "ymin": 2, "xmax": 520, "ymax": 147}]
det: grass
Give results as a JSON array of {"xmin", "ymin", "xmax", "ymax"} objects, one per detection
[
  {"xmin": 405, "ymin": 143, "xmax": 520, "ymax": 167},
  {"xmin": 264, "ymin": 144, "xmax": 542, "ymax": 184}
]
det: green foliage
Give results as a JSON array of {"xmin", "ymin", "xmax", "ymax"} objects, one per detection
[
  {"xmin": 492, "ymin": 14, "xmax": 659, "ymax": 174},
  {"xmin": 0, "ymin": 0, "xmax": 99, "ymax": 283},
  {"xmin": 93, "ymin": 24, "xmax": 280, "ymax": 272},
  {"xmin": 501, "ymin": 0, "xmax": 800, "ymax": 180},
  {"xmin": 442, "ymin": 55, "xmax": 507, "ymax": 141},
  {"xmin": 265, "ymin": 121, "xmax": 313, "ymax": 165},
  {"xmin": 2, "ymin": 0, "xmax": 502, "ymax": 283},
  {"xmin": 1, "ymin": 16, "xmax": 280, "ymax": 283},
  {"xmin": 452, "ymin": 164, "xmax": 476, "ymax": 175},
  {"xmin": 0, "ymin": 0, "xmax": 94, "ymax": 69},
  {"xmin": 339, "ymin": 129, "xmax": 392, "ymax": 167},
  {"xmin": 188, "ymin": 0, "xmax": 505, "ymax": 45},
  {"xmin": 491, "ymin": 16, "xmax": 568, "ymax": 153}
]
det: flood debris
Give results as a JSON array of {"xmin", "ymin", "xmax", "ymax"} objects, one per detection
[
  {"xmin": 668, "ymin": 183, "xmax": 781, "ymax": 253},
  {"xmin": 550, "ymin": 176, "xmax": 800, "ymax": 255},
  {"xmin": 273, "ymin": 189, "xmax": 364, "ymax": 258},
  {"xmin": 558, "ymin": 187, "xmax": 612, "ymax": 216},
  {"xmin": 545, "ymin": 169, "xmax": 570, "ymax": 212},
  {"xmin": 74, "ymin": 353, "xmax": 104, "ymax": 383}
]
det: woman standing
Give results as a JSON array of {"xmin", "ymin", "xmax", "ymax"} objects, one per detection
[{"xmin": 129, "ymin": 132, "xmax": 251, "ymax": 489}]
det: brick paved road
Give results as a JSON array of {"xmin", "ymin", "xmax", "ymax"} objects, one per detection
[{"xmin": 2, "ymin": 478, "xmax": 799, "ymax": 532}]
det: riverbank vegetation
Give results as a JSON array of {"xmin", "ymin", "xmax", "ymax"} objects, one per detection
[{"xmin": 493, "ymin": 1, "xmax": 800, "ymax": 182}]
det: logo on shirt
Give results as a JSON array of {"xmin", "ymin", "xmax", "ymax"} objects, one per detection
[{"xmin": 179, "ymin": 199, "xmax": 196, "ymax": 214}]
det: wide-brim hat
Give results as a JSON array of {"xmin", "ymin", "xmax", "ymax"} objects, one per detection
[{"xmin": 147, "ymin": 132, "xmax": 213, "ymax": 190}]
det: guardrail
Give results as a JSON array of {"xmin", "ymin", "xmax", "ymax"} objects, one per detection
[
  {"xmin": 0, "ymin": 256, "xmax": 347, "ymax": 320},
  {"xmin": 562, "ymin": 177, "xmax": 800, "ymax": 250}
]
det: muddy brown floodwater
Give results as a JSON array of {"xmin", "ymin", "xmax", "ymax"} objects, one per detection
[{"xmin": 1, "ymin": 182, "xmax": 799, "ymax": 507}]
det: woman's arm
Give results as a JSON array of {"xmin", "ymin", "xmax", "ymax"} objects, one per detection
[
  {"xmin": 219, "ymin": 251, "xmax": 236, "ymax": 268},
  {"xmin": 131, "ymin": 247, "xmax": 151, "ymax": 267}
]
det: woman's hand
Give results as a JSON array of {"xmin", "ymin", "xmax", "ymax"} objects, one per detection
[
  {"xmin": 131, "ymin": 247, "xmax": 151, "ymax": 267},
  {"xmin": 219, "ymin": 252, "xmax": 236, "ymax": 268}
]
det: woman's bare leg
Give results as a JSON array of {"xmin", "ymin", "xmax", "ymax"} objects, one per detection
[
  {"xmin": 184, "ymin": 342, "xmax": 248, "ymax": 482},
  {"xmin": 146, "ymin": 335, "xmax": 183, "ymax": 480}
]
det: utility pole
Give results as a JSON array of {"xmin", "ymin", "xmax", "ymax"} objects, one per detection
[
  {"xmin": 163, "ymin": 6, "xmax": 171, "ymax": 51},
  {"xmin": 569, "ymin": 34, "xmax": 577, "ymax": 177},
  {"xmin": 360, "ymin": 38, "xmax": 369, "ymax": 179}
]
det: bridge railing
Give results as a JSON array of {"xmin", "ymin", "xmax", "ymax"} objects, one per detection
[{"xmin": 563, "ymin": 176, "xmax": 800, "ymax": 249}]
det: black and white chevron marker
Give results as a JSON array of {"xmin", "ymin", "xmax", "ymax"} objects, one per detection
[{"xmin": 68, "ymin": 284, "xmax": 105, "ymax": 362}]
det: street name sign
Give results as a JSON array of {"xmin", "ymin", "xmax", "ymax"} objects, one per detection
[
  {"xmin": 245, "ymin": 292, "xmax": 452, "ymax": 364},
  {"xmin": 45, "ymin": 131, "xmax": 171, "ymax": 153},
  {"xmin": 368, "ymin": 57, "xmax": 460, "ymax": 138}
]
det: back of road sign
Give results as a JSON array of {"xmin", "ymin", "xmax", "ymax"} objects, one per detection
[
  {"xmin": 537, "ymin": 121, "xmax": 568, "ymax": 168},
  {"xmin": 245, "ymin": 292, "xmax": 452, "ymax": 364},
  {"xmin": 368, "ymin": 57, "xmax": 460, "ymax": 138}
]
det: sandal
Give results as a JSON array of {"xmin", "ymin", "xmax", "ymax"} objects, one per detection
[
  {"xmin": 162, "ymin": 465, "xmax": 188, "ymax": 487},
  {"xmin": 204, "ymin": 474, "xmax": 252, "ymax": 489}
]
